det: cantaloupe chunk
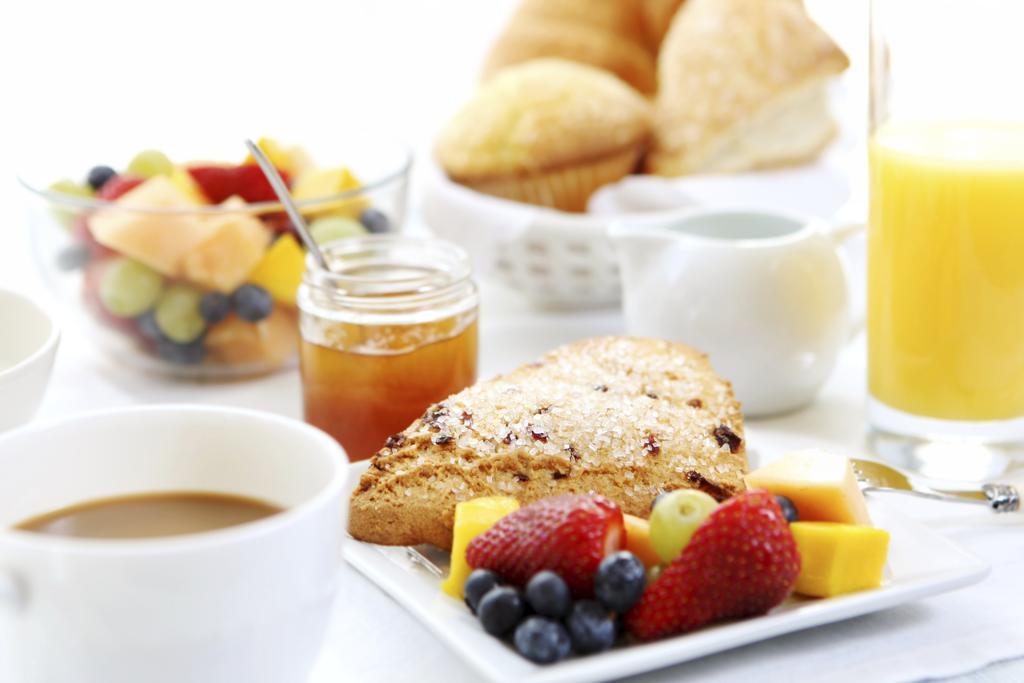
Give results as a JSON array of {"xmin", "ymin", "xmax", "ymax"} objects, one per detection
[
  {"xmin": 441, "ymin": 496, "xmax": 520, "ymax": 599},
  {"xmin": 205, "ymin": 308, "xmax": 298, "ymax": 367},
  {"xmin": 745, "ymin": 450, "xmax": 872, "ymax": 525},
  {"xmin": 88, "ymin": 176, "xmax": 213, "ymax": 276},
  {"xmin": 790, "ymin": 522, "xmax": 889, "ymax": 597},
  {"xmin": 180, "ymin": 199, "xmax": 271, "ymax": 292}
]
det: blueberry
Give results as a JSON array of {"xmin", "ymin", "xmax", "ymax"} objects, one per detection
[
  {"xmin": 199, "ymin": 292, "xmax": 232, "ymax": 324},
  {"xmin": 464, "ymin": 569, "xmax": 500, "ymax": 615},
  {"xmin": 156, "ymin": 337, "xmax": 205, "ymax": 365},
  {"xmin": 56, "ymin": 244, "xmax": 91, "ymax": 271},
  {"xmin": 359, "ymin": 208, "xmax": 391, "ymax": 234},
  {"xmin": 477, "ymin": 586, "xmax": 525, "ymax": 637},
  {"xmin": 137, "ymin": 311, "xmax": 163, "ymax": 340},
  {"xmin": 594, "ymin": 551, "xmax": 646, "ymax": 613},
  {"xmin": 231, "ymin": 284, "xmax": 273, "ymax": 322},
  {"xmin": 524, "ymin": 571, "xmax": 572, "ymax": 619},
  {"xmin": 513, "ymin": 617, "xmax": 572, "ymax": 664},
  {"xmin": 86, "ymin": 165, "xmax": 117, "ymax": 191},
  {"xmin": 566, "ymin": 600, "xmax": 617, "ymax": 654},
  {"xmin": 775, "ymin": 495, "xmax": 799, "ymax": 523}
]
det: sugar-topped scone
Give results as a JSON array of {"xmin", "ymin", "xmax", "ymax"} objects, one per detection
[
  {"xmin": 649, "ymin": 0, "xmax": 849, "ymax": 176},
  {"xmin": 349, "ymin": 337, "xmax": 747, "ymax": 549},
  {"xmin": 435, "ymin": 58, "xmax": 651, "ymax": 213}
]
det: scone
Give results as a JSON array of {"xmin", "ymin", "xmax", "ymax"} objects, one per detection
[
  {"xmin": 648, "ymin": 0, "xmax": 850, "ymax": 176},
  {"xmin": 483, "ymin": 0, "xmax": 657, "ymax": 94},
  {"xmin": 349, "ymin": 337, "xmax": 747, "ymax": 549},
  {"xmin": 435, "ymin": 59, "xmax": 651, "ymax": 213}
]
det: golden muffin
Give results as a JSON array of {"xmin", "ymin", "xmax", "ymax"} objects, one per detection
[
  {"xmin": 435, "ymin": 58, "xmax": 651, "ymax": 213},
  {"xmin": 482, "ymin": 0, "xmax": 657, "ymax": 95}
]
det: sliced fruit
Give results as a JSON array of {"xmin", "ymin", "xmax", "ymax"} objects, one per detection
[
  {"xmin": 98, "ymin": 257, "xmax": 164, "ymax": 317},
  {"xmin": 649, "ymin": 489, "xmax": 718, "ymax": 563},
  {"xmin": 291, "ymin": 166, "xmax": 367, "ymax": 218},
  {"xmin": 790, "ymin": 522, "xmax": 889, "ymax": 598},
  {"xmin": 154, "ymin": 284, "xmax": 206, "ymax": 344},
  {"xmin": 204, "ymin": 307, "xmax": 298, "ymax": 367},
  {"xmin": 744, "ymin": 450, "xmax": 872, "ymax": 526},
  {"xmin": 623, "ymin": 514, "xmax": 661, "ymax": 569},
  {"xmin": 88, "ymin": 175, "xmax": 214, "ymax": 276},
  {"xmin": 96, "ymin": 175, "xmax": 145, "ymax": 200},
  {"xmin": 169, "ymin": 167, "xmax": 206, "ymax": 204},
  {"xmin": 242, "ymin": 137, "xmax": 313, "ymax": 176},
  {"xmin": 441, "ymin": 496, "xmax": 520, "ymax": 600},
  {"xmin": 466, "ymin": 495, "xmax": 624, "ymax": 597},
  {"xmin": 186, "ymin": 164, "xmax": 290, "ymax": 204},
  {"xmin": 127, "ymin": 149, "xmax": 173, "ymax": 178},
  {"xmin": 625, "ymin": 491, "xmax": 800, "ymax": 641},
  {"xmin": 309, "ymin": 215, "xmax": 366, "ymax": 245},
  {"xmin": 247, "ymin": 234, "xmax": 306, "ymax": 306},
  {"xmin": 180, "ymin": 200, "xmax": 271, "ymax": 292}
]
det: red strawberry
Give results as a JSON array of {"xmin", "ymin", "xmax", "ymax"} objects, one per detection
[
  {"xmin": 625, "ymin": 490, "xmax": 800, "ymax": 641},
  {"xmin": 187, "ymin": 164, "xmax": 289, "ymax": 204},
  {"xmin": 96, "ymin": 175, "xmax": 144, "ymax": 200},
  {"xmin": 466, "ymin": 495, "xmax": 624, "ymax": 597}
]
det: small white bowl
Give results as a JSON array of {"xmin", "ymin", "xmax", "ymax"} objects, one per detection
[{"xmin": 0, "ymin": 289, "xmax": 59, "ymax": 432}]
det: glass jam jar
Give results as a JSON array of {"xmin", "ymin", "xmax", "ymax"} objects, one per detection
[{"xmin": 297, "ymin": 236, "xmax": 479, "ymax": 461}]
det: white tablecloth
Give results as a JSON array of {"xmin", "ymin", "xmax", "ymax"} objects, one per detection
[{"xmin": 18, "ymin": 276, "xmax": 1024, "ymax": 683}]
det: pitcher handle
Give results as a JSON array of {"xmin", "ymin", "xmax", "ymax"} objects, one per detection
[
  {"xmin": 824, "ymin": 221, "xmax": 867, "ymax": 341},
  {"xmin": 0, "ymin": 571, "xmax": 25, "ymax": 612}
]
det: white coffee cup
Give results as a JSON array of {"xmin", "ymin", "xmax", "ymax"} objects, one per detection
[
  {"xmin": 610, "ymin": 208, "xmax": 862, "ymax": 417},
  {"xmin": 0, "ymin": 405, "xmax": 348, "ymax": 683},
  {"xmin": 0, "ymin": 288, "xmax": 59, "ymax": 433}
]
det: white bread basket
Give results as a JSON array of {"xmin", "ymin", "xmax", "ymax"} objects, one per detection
[{"xmin": 421, "ymin": 161, "xmax": 853, "ymax": 309}]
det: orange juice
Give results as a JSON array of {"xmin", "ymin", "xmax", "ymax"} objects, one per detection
[{"xmin": 868, "ymin": 121, "xmax": 1024, "ymax": 421}]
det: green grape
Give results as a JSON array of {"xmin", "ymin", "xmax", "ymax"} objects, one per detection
[
  {"xmin": 648, "ymin": 489, "xmax": 718, "ymax": 563},
  {"xmin": 127, "ymin": 149, "xmax": 173, "ymax": 178},
  {"xmin": 154, "ymin": 284, "xmax": 207, "ymax": 343},
  {"xmin": 309, "ymin": 216, "xmax": 366, "ymax": 245},
  {"xmin": 98, "ymin": 258, "xmax": 164, "ymax": 317},
  {"xmin": 47, "ymin": 179, "xmax": 95, "ymax": 228},
  {"xmin": 49, "ymin": 179, "xmax": 95, "ymax": 198}
]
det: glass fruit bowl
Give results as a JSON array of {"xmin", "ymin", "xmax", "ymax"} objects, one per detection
[{"xmin": 19, "ymin": 135, "xmax": 411, "ymax": 380}]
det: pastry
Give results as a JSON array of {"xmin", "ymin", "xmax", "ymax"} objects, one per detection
[
  {"xmin": 648, "ymin": 0, "xmax": 850, "ymax": 176},
  {"xmin": 349, "ymin": 336, "xmax": 747, "ymax": 549},
  {"xmin": 640, "ymin": 0, "xmax": 686, "ymax": 48},
  {"xmin": 435, "ymin": 59, "xmax": 651, "ymax": 213},
  {"xmin": 482, "ymin": 0, "xmax": 657, "ymax": 94}
]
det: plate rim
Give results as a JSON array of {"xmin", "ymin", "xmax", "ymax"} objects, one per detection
[{"xmin": 340, "ymin": 462, "xmax": 991, "ymax": 683}]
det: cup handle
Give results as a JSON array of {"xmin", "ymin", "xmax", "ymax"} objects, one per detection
[
  {"xmin": 825, "ymin": 221, "xmax": 867, "ymax": 341},
  {"xmin": 0, "ymin": 571, "xmax": 25, "ymax": 612}
]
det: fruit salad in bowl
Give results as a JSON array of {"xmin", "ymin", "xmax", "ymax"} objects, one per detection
[{"xmin": 20, "ymin": 136, "xmax": 411, "ymax": 378}]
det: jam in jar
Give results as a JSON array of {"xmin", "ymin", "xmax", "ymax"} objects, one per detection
[{"xmin": 297, "ymin": 236, "xmax": 478, "ymax": 460}]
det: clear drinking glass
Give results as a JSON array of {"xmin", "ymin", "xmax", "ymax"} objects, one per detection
[{"xmin": 868, "ymin": 0, "xmax": 1024, "ymax": 478}]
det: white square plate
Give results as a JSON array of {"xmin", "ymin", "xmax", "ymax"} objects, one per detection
[{"xmin": 341, "ymin": 463, "xmax": 990, "ymax": 683}]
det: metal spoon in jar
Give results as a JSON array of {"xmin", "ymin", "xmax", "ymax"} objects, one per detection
[{"xmin": 244, "ymin": 138, "xmax": 329, "ymax": 271}]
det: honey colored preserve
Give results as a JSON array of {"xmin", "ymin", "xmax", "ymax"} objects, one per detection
[
  {"xmin": 869, "ymin": 121, "xmax": 1024, "ymax": 421},
  {"xmin": 301, "ymin": 317, "xmax": 478, "ymax": 461},
  {"xmin": 15, "ymin": 492, "xmax": 282, "ymax": 540}
]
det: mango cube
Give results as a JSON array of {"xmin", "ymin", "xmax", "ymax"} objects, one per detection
[
  {"xmin": 441, "ymin": 496, "xmax": 519, "ymax": 599},
  {"xmin": 247, "ymin": 233, "xmax": 306, "ymax": 305},
  {"xmin": 292, "ymin": 166, "xmax": 368, "ymax": 218},
  {"xmin": 790, "ymin": 522, "xmax": 890, "ymax": 598},
  {"xmin": 623, "ymin": 514, "xmax": 661, "ymax": 569},
  {"xmin": 745, "ymin": 450, "xmax": 872, "ymax": 525}
]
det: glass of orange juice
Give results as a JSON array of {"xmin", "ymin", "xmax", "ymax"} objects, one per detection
[{"xmin": 868, "ymin": 0, "xmax": 1024, "ymax": 478}]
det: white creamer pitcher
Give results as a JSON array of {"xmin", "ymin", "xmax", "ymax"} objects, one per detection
[{"xmin": 609, "ymin": 209, "xmax": 862, "ymax": 417}]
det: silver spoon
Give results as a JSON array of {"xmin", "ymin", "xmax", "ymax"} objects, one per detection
[
  {"xmin": 244, "ymin": 138, "xmax": 329, "ymax": 271},
  {"xmin": 850, "ymin": 458, "xmax": 1021, "ymax": 513}
]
